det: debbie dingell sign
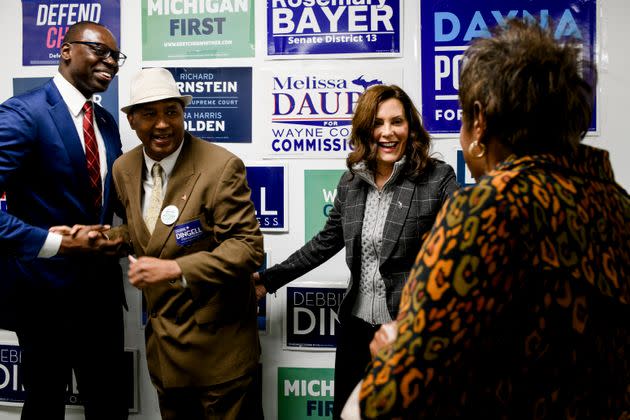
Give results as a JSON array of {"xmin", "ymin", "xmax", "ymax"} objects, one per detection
[
  {"xmin": 284, "ymin": 286, "xmax": 345, "ymax": 350},
  {"xmin": 263, "ymin": 67, "xmax": 402, "ymax": 159},
  {"xmin": 267, "ymin": 0, "xmax": 401, "ymax": 58}
]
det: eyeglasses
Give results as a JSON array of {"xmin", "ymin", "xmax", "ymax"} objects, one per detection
[{"xmin": 66, "ymin": 41, "xmax": 127, "ymax": 66}]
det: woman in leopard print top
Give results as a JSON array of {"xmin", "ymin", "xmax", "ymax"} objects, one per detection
[{"xmin": 356, "ymin": 20, "xmax": 630, "ymax": 419}]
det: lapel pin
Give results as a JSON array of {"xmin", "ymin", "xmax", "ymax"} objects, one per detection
[{"xmin": 161, "ymin": 205, "xmax": 179, "ymax": 225}]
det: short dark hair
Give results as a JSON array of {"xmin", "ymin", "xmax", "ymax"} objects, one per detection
[
  {"xmin": 347, "ymin": 84, "xmax": 433, "ymax": 177},
  {"xmin": 62, "ymin": 21, "xmax": 107, "ymax": 44},
  {"xmin": 459, "ymin": 19, "xmax": 596, "ymax": 156}
]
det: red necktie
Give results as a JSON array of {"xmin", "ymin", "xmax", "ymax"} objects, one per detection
[{"xmin": 82, "ymin": 101, "xmax": 102, "ymax": 213}]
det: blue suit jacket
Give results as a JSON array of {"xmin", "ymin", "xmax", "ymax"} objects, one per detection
[{"xmin": 0, "ymin": 79, "xmax": 123, "ymax": 329}]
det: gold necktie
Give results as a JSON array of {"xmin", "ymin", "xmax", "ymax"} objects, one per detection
[{"xmin": 145, "ymin": 163, "xmax": 163, "ymax": 234}]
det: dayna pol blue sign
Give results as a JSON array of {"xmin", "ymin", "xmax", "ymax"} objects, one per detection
[{"xmin": 420, "ymin": 0, "xmax": 597, "ymax": 134}]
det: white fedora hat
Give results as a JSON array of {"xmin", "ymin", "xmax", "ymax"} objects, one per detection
[{"xmin": 121, "ymin": 68, "xmax": 193, "ymax": 114}]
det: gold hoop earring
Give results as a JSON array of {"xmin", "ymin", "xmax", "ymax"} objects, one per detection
[{"xmin": 468, "ymin": 140, "xmax": 486, "ymax": 159}]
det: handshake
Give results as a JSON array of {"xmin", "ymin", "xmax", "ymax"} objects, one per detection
[{"xmin": 49, "ymin": 224, "xmax": 129, "ymax": 257}]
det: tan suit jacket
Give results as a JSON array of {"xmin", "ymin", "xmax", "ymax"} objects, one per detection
[{"xmin": 112, "ymin": 133, "xmax": 263, "ymax": 388}]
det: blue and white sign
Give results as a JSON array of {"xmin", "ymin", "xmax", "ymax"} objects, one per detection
[
  {"xmin": 0, "ymin": 343, "xmax": 138, "ymax": 412},
  {"xmin": 167, "ymin": 67, "xmax": 252, "ymax": 143},
  {"xmin": 245, "ymin": 163, "xmax": 288, "ymax": 232},
  {"xmin": 285, "ymin": 286, "xmax": 345, "ymax": 351},
  {"xmin": 22, "ymin": 0, "xmax": 121, "ymax": 66},
  {"xmin": 257, "ymin": 251, "xmax": 270, "ymax": 334},
  {"xmin": 13, "ymin": 77, "xmax": 120, "ymax": 124},
  {"xmin": 420, "ymin": 0, "xmax": 597, "ymax": 134},
  {"xmin": 267, "ymin": 0, "xmax": 401, "ymax": 58},
  {"xmin": 174, "ymin": 219, "xmax": 206, "ymax": 247},
  {"xmin": 456, "ymin": 150, "xmax": 475, "ymax": 187},
  {"xmin": 263, "ymin": 67, "xmax": 402, "ymax": 158}
]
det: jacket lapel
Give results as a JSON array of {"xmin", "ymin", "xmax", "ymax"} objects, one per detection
[
  {"xmin": 94, "ymin": 105, "xmax": 120, "ymax": 224},
  {"xmin": 146, "ymin": 138, "xmax": 199, "ymax": 258},
  {"xmin": 379, "ymin": 177, "xmax": 415, "ymax": 265},
  {"xmin": 120, "ymin": 147, "xmax": 149, "ymax": 254}
]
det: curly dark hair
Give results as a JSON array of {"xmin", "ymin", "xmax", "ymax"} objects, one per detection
[
  {"xmin": 347, "ymin": 84, "xmax": 433, "ymax": 177},
  {"xmin": 459, "ymin": 19, "xmax": 596, "ymax": 156}
]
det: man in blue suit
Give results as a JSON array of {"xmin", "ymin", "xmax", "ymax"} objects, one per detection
[{"xmin": 0, "ymin": 21, "xmax": 129, "ymax": 419}]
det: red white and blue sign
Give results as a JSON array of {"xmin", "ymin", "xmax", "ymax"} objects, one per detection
[
  {"xmin": 166, "ymin": 67, "xmax": 252, "ymax": 143},
  {"xmin": 267, "ymin": 0, "xmax": 401, "ymax": 57},
  {"xmin": 245, "ymin": 163, "xmax": 288, "ymax": 232},
  {"xmin": 284, "ymin": 286, "xmax": 345, "ymax": 351},
  {"xmin": 420, "ymin": 0, "xmax": 597, "ymax": 134},
  {"xmin": 264, "ymin": 67, "xmax": 402, "ymax": 158},
  {"xmin": 22, "ymin": 0, "xmax": 121, "ymax": 66}
]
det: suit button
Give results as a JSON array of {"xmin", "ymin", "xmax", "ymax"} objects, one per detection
[{"xmin": 150, "ymin": 312, "xmax": 157, "ymax": 318}]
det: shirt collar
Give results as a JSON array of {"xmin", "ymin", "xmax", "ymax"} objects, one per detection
[
  {"xmin": 142, "ymin": 138, "xmax": 185, "ymax": 180},
  {"xmin": 53, "ymin": 72, "xmax": 93, "ymax": 118},
  {"xmin": 352, "ymin": 156, "xmax": 407, "ymax": 190}
]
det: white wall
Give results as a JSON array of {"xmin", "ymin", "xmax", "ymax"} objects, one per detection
[{"xmin": 0, "ymin": 1, "xmax": 628, "ymax": 419}]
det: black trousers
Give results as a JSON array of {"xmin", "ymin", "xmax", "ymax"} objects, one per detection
[
  {"xmin": 333, "ymin": 315, "xmax": 380, "ymax": 420},
  {"xmin": 15, "ymin": 283, "xmax": 128, "ymax": 420}
]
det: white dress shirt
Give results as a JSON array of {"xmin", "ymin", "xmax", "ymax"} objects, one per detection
[{"xmin": 141, "ymin": 140, "xmax": 183, "ymax": 222}]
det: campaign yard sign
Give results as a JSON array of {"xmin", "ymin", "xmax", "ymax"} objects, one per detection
[
  {"xmin": 456, "ymin": 150, "xmax": 476, "ymax": 187},
  {"xmin": 284, "ymin": 286, "xmax": 345, "ymax": 350},
  {"xmin": 264, "ymin": 66, "xmax": 402, "ymax": 158},
  {"xmin": 278, "ymin": 367, "xmax": 334, "ymax": 420},
  {"xmin": 257, "ymin": 252, "xmax": 271, "ymax": 333},
  {"xmin": 0, "ymin": 343, "xmax": 138, "ymax": 412},
  {"xmin": 22, "ymin": 0, "xmax": 121, "ymax": 66},
  {"xmin": 142, "ymin": 0, "xmax": 254, "ymax": 60},
  {"xmin": 304, "ymin": 169, "xmax": 345, "ymax": 243},
  {"xmin": 166, "ymin": 67, "xmax": 252, "ymax": 143},
  {"xmin": 245, "ymin": 163, "xmax": 288, "ymax": 232},
  {"xmin": 420, "ymin": 0, "xmax": 597, "ymax": 134},
  {"xmin": 267, "ymin": 0, "xmax": 401, "ymax": 58}
]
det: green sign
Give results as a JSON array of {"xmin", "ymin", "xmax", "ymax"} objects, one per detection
[
  {"xmin": 142, "ymin": 0, "xmax": 254, "ymax": 60},
  {"xmin": 278, "ymin": 367, "xmax": 334, "ymax": 420},
  {"xmin": 304, "ymin": 170, "xmax": 345, "ymax": 243}
]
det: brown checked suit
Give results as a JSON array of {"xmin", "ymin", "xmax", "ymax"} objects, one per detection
[{"xmin": 112, "ymin": 133, "xmax": 263, "ymax": 390}]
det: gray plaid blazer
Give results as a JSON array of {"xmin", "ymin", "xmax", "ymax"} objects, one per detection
[{"xmin": 262, "ymin": 159, "xmax": 458, "ymax": 320}]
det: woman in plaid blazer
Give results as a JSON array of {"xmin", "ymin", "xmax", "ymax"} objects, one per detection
[{"xmin": 254, "ymin": 85, "xmax": 459, "ymax": 419}]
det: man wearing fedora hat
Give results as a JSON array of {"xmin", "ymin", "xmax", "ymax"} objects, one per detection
[{"xmin": 112, "ymin": 67, "xmax": 264, "ymax": 419}]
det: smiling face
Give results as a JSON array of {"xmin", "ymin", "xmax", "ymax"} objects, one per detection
[
  {"xmin": 128, "ymin": 99, "xmax": 186, "ymax": 161},
  {"xmin": 372, "ymin": 98, "xmax": 409, "ymax": 173},
  {"xmin": 59, "ymin": 24, "xmax": 119, "ymax": 98}
]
